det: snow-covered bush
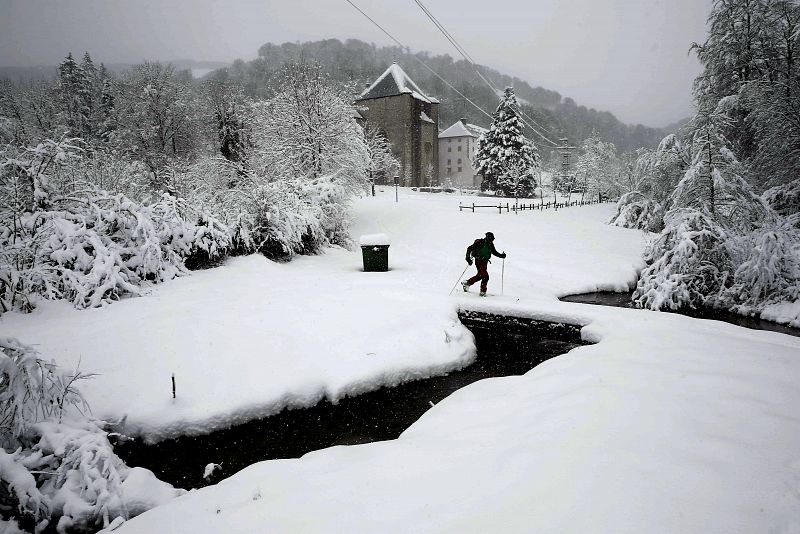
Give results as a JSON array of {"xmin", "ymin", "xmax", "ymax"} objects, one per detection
[
  {"xmin": 633, "ymin": 209, "xmax": 733, "ymax": 311},
  {"xmin": 609, "ymin": 135, "xmax": 687, "ymax": 232},
  {"xmin": 0, "ymin": 141, "xmax": 232, "ymax": 313},
  {"xmin": 763, "ymin": 179, "xmax": 800, "ymax": 227},
  {"xmin": 634, "ymin": 207, "xmax": 800, "ymax": 315},
  {"xmin": 230, "ymin": 175, "xmax": 353, "ymax": 257},
  {"xmin": 0, "ymin": 338, "xmax": 89, "ymax": 448},
  {"xmin": 722, "ymin": 224, "xmax": 800, "ymax": 313},
  {"xmin": 608, "ymin": 191, "xmax": 664, "ymax": 233},
  {"xmin": 0, "ymin": 338, "xmax": 183, "ymax": 532}
]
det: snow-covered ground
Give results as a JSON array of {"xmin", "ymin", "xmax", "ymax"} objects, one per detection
[
  {"xmin": 0, "ymin": 190, "xmax": 642, "ymax": 443},
  {"xmin": 4, "ymin": 189, "xmax": 799, "ymax": 533}
]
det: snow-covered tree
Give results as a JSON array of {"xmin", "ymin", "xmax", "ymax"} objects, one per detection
[
  {"xmin": 362, "ymin": 123, "xmax": 399, "ymax": 185},
  {"xmin": 609, "ymin": 135, "xmax": 689, "ymax": 232},
  {"xmin": 56, "ymin": 53, "xmax": 92, "ymax": 139},
  {"xmin": 623, "ymin": 0, "xmax": 800, "ymax": 317},
  {"xmin": 691, "ymin": 0, "xmax": 800, "ymax": 190},
  {"xmin": 673, "ymin": 96, "xmax": 772, "ymax": 231},
  {"xmin": 111, "ymin": 62, "xmax": 200, "ymax": 181},
  {"xmin": 204, "ymin": 74, "xmax": 250, "ymax": 165},
  {"xmin": 248, "ymin": 61, "xmax": 369, "ymax": 189},
  {"xmin": 243, "ymin": 61, "xmax": 370, "ymax": 253},
  {"xmin": 633, "ymin": 208, "xmax": 734, "ymax": 311},
  {"xmin": 574, "ymin": 133, "xmax": 617, "ymax": 201},
  {"xmin": 497, "ymin": 159, "xmax": 536, "ymax": 199},
  {"xmin": 474, "ymin": 87, "xmax": 540, "ymax": 196}
]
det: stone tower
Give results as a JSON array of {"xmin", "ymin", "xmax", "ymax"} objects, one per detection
[{"xmin": 355, "ymin": 63, "xmax": 439, "ymax": 187}]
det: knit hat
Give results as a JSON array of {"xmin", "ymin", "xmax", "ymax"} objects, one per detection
[{"xmin": 485, "ymin": 232, "xmax": 495, "ymax": 241}]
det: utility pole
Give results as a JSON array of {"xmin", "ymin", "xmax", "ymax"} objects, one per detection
[
  {"xmin": 394, "ymin": 176, "xmax": 399, "ymax": 203},
  {"xmin": 556, "ymin": 137, "xmax": 576, "ymax": 199}
]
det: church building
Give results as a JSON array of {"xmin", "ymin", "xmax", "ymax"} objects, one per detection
[{"xmin": 355, "ymin": 63, "xmax": 440, "ymax": 187}]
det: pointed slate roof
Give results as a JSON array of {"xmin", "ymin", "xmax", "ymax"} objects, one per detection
[
  {"xmin": 357, "ymin": 63, "xmax": 439, "ymax": 104},
  {"xmin": 438, "ymin": 119, "xmax": 487, "ymax": 139}
]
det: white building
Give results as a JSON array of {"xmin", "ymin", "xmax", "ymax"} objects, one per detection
[{"xmin": 438, "ymin": 119, "xmax": 487, "ymax": 189}]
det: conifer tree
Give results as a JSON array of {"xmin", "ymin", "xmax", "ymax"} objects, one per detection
[
  {"xmin": 57, "ymin": 53, "xmax": 92, "ymax": 138},
  {"xmin": 473, "ymin": 87, "xmax": 539, "ymax": 197}
]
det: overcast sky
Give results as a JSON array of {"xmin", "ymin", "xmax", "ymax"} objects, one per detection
[{"xmin": 0, "ymin": 0, "xmax": 712, "ymax": 127}]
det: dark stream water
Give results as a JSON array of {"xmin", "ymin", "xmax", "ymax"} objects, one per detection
[
  {"xmin": 560, "ymin": 291, "xmax": 800, "ymax": 338},
  {"xmin": 115, "ymin": 312, "xmax": 588, "ymax": 490}
]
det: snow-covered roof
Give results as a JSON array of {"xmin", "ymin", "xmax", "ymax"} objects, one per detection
[
  {"xmin": 438, "ymin": 120, "xmax": 487, "ymax": 139},
  {"xmin": 419, "ymin": 111, "xmax": 434, "ymax": 124},
  {"xmin": 357, "ymin": 63, "xmax": 440, "ymax": 104}
]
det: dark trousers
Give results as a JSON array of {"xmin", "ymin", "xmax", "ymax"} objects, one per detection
[{"xmin": 466, "ymin": 260, "xmax": 489, "ymax": 292}]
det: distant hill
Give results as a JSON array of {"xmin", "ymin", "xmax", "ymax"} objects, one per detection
[
  {"xmin": 222, "ymin": 38, "xmax": 668, "ymax": 153},
  {"xmin": 0, "ymin": 59, "xmax": 229, "ymax": 82},
  {"xmin": 660, "ymin": 116, "xmax": 693, "ymax": 135},
  {"xmin": 1, "ymin": 41, "xmax": 670, "ymax": 153}
]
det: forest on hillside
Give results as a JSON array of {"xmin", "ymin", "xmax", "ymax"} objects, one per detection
[{"xmin": 220, "ymin": 38, "xmax": 669, "ymax": 152}]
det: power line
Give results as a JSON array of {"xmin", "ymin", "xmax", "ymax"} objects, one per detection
[
  {"xmin": 411, "ymin": 0, "xmax": 501, "ymax": 95},
  {"xmin": 343, "ymin": 0, "xmax": 493, "ymax": 122},
  {"xmin": 411, "ymin": 0, "xmax": 560, "ymax": 147},
  {"xmin": 411, "ymin": 0, "xmax": 559, "ymax": 145}
]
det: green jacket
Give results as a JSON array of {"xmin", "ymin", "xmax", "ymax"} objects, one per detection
[{"xmin": 466, "ymin": 238, "xmax": 505, "ymax": 262}]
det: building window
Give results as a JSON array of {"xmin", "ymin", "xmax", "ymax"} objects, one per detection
[
  {"xmin": 447, "ymin": 167, "xmax": 452, "ymax": 175},
  {"xmin": 457, "ymin": 145, "xmax": 462, "ymax": 152},
  {"xmin": 448, "ymin": 147, "xmax": 451, "ymax": 152},
  {"xmin": 447, "ymin": 159, "xmax": 451, "ymax": 165},
  {"xmin": 448, "ymin": 138, "xmax": 451, "ymax": 143},
  {"xmin": 457, "ymin": 158, "xmax": 462, "ymax": 164},
  {"xmin": 458, "ymin": 166, "xmax": 462, "ymax": 172}
]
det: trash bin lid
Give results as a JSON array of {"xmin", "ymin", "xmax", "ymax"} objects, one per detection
[{"xmin": 358, "ymin": 233, "xmax": 391, "ymax": 246}]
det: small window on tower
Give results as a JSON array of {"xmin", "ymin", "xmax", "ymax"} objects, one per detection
[
  {"xmin": 458, "ymin": 145, "xmax": 462, "ymax": 152},
  {"xmin": 458, "ymin": 166, "xmax": 462, "ymax": 172}
]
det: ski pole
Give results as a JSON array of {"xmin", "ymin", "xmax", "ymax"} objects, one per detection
[
  {"xmin": 448, "ymin": 264, "xmax": 471, "ymax": 296},
  {"xmin": 501, "ymin": 256, "xmax": 505, "ymax": 295}
]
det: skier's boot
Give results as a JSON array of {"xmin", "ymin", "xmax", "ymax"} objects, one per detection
[
  {"xmin": 461, "ymin": 281, "xmax": 470, "ymax": 292},
  {"xmin": 479, "ymin": 291, "xmax": 487, "ymax": 297}
]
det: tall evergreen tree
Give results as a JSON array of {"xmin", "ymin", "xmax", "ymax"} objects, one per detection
[
  {"xmin": 57, "ymin": 52, "xmax": 92, "ymax": 138},
  {"xmin": 98, "ymin": 72, "xmax": 116, "ymax": 142},
  {"xmin": 473, "ymin": 87, "xmax": 540, "ymax": 197}
]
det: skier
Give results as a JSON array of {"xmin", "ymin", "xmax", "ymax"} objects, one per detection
[{"xmin": 462, "ymin": 232, "xmax": 506, "ymax": 297}]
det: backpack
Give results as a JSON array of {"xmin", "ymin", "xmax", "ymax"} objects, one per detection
[{"xmin": 469, "ymin": 238, "xmax": 492, "ymax": 261}]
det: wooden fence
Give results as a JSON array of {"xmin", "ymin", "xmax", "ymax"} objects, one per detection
[{"xmin": 459, "ymin": 198, "xmax": 607, "ymax": 214}]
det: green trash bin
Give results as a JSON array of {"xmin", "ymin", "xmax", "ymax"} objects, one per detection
[{"xmin": 359, "ymin": 234, "xmax": 390, "ymax": 272}]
